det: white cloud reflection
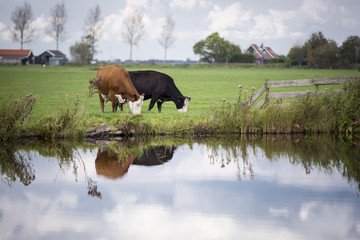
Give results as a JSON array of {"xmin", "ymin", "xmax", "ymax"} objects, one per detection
[{"xmin": 0, "ymin": 144, "xmax": 359, "ymax": 240}]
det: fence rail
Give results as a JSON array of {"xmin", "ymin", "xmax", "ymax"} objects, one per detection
[{"xmin": 248, "ymin": 76, "xmax": 359, "ymax": 109}]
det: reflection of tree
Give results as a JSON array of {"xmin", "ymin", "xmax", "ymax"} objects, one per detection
[
  {"xmin": 205, "ymin": 135, "xmax": 360, "ymax": 193},
  {"xmin": 206, "ymin": 136, "xmax": 255, "ymax": 180},
  {"xmin": 0, "ymin": 144, "xmax": 35, "ymax": 186},
  {"xmin": 1, "ymin": 140, "xmax": 103, "ymax": 199}
]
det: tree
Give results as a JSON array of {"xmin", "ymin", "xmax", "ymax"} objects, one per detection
[
  {"xmin": 313, "ymin": 40, "xmax": 339, "ymax": 68},
  {"xmin": 288, "ymin": 32, "xmax": 340, "ymax": 68},
  {"xmin": 158, "ymin": 14, "xmax": 176, "ymax": 63},
  {"xmin": 84, "ymin": 4, "xmax": 102, "ymax": 60},
  {"xmin": 193, "ymin": 32, "xmax": 232, "ymax": 63},
  {"xmin": 122, "ymin": 9, "xmax": 145, "ymax": 61},
  {"xmin": 287, "ymin": 44, "xmax": 306, "ymax": 66},
  {"xmin": 340, "ymin": 35, "xmax": 360, "ymax": 66},
  {"xmin": 70, "ymin": 41, "xmax": 92, "ymax": 64},
  {"xmin": 229, "ymin": 44, "xmax": 256, "ymax": 63},
  {"xmin": 10, "ymin": 1, "xmax": 35, "ymax": 49},
  {"xmin": 47, "ymin": 1, "xmax": 67, "ymax": 50}
]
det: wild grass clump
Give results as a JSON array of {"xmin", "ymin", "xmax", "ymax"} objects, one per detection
[
  {"xmin": 292, "ymin": 79, "xmax": 360, "ymax": 134},
  {"xmin": 31, "ymin": 81, "xmax": 98, "ymax": 140},
  {"xmin": 0, "ymin": 94, "xmax": 37, "ymax": 143},
  {"xmin": 205, "ymin": 78, "xmax": 360, "ymax": 135}
]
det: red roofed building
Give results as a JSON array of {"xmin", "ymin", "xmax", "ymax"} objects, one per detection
[
  {"xmin": 246, "ymin": 44, "xmax": 279, "ymax": 65},
  {"xmin": 0, "ymin": 49, "xmax": 34, "ymax": 65}
]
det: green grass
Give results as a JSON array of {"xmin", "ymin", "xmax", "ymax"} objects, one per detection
[{"xmin": 0, "ymin": 64, "xmax": 359, "ymax": 134}]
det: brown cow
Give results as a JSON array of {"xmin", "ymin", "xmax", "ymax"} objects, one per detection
[{"xmin": 94, "ymin": 65, "xmax": 144, "ymax": 113}]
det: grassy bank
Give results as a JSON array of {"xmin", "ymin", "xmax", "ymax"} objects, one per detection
[{"xmin": 0, "ymin": 65, "xmax": 359, "ymax": 140}]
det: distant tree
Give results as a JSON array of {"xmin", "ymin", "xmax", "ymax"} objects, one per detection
[
  {"xmin": 47, "ymin": 1, "xmax": 67, "ymax": 50},
  {"xmin": 84, "ymin": 4, "xmax": 102, "ymax": 60},
  {"xmin": 122, "ymin": 9, "xmax": 145, "ymax": 61},
  {"xmin": 313, "ymin": 40, "xmax": 339, "ymax": 68},
  {"xmin": 10, "ymin": 1, "xmax": 35, "ymax": 49},
  {"xmin": 340, "ymin": 35, "xmax": 360, "ymax": 66},
  {"xmin": 304, "ymin": 32, "xmax": 328, "ymax": 50},
  {"xmin": 229, "ymin": 44, "xmax": 255, "ymax": 63},
  {"xmin": 287, "ymin": 44, "xmax": 306, "ymax": 66},
  {"xmin": 70, "ymin": 41, "xmax": 92, "ymax": 64},
  {"xmin": 158, "ymin": 14, "xmax": 176, "ymax": 63},
  {"xmin": 288, "ymin": 32, "xmax": 340, "ymax": 68},
  {"xmin": 193, "ymin": 32, "xmax": 232, "ymax": 63}
]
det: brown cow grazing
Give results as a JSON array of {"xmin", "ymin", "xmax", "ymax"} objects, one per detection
[{"xmin": 92, "ymin": 65, "xmax": 144, "ymax": 114}]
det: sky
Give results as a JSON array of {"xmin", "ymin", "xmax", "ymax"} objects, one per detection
[{"xmin": 0, "ymin": 0, "xmax": 359, "ymax": 61}]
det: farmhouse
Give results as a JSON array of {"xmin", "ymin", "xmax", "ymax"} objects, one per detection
[
  {"xmin": 35, "ymin": 50, "xmax": 67, "ymax": 66},
  {"xmin": 246, "ymin": 44, "xmax": 279, "ymax": 65},
  {"xmin": 0, "ymin": 49, "xmax": 34, "ymax": 65}
]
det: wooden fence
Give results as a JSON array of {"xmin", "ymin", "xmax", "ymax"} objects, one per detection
[{"xmin": 247, "ymin": 76, "xmax": 359, "ymax": 109}]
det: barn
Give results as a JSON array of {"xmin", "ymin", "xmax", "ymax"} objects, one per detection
[
  {"xmin": 246, "ymin": 44, "xmax": 279, "ymax": 65},
  {"xmin": 0, "ymin": 49, "xmax": 34, "ymax": 65},
  {"xmin": 35, "ymin": 50, "xmax": 67, "ymax": 66}
]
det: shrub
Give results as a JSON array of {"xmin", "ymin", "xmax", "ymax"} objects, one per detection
[{"xmin": 0, "ymin": 94, "xmax": 37, "ymax": 143}]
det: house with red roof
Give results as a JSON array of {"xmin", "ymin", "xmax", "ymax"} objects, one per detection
[
  {"xmin": 245, "ymin": 44, "xmax": 279, "ymax": 65},
  {"xmin": 0, "ymin": 49, "xmax": 34, "ymax": 65}
]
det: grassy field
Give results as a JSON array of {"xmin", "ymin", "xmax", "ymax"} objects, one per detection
[{"xmin": 0, "ymin": 64, "xmax": 359, "ymax": 131}]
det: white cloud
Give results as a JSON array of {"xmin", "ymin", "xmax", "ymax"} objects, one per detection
[
  {"xmin": 126, "ymin": 0, "xmax": 150, "ymax": 9},
  {"xmin": 0, "ymin": 22, "xmax": 5, "ymax": 31},
  {"xmin": 32, "ymin": 15, "xmax": 53, "ymax": 43},
  {"xmin": 207, "ymin": 3, "xmax": 298, "ymax": 41},
  {"xmin": 170, "ymin": 0, "xmax": 210, "ymax": 10},
  {"xmin": 342, "ymin": 18, "xmax": 358, "ymax": 28},
  {"xmin": 299, "ymin": 0, "xmax": 329, "ymax": 24},
  {"xmin": 208, "ymin": 3, "xmax": 251, "ymax": 32}
]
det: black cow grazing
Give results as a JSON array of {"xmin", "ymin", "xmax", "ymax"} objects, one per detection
[{"xmin": 126, "ymin": 70, "xmax": 191, "ymax": 113}]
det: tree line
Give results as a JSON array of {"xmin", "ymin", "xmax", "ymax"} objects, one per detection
[
  {"xmin": 193, "ymin": 32, "xmax": 255, "ymax": 64},
  {"xmin": 9, "ymin": 1, "xmax": 176, "ymax": 64},
  {"xmin": 194, "ymin": 31, "xmax": 360, "ymax": 68},
  {"xmin": 287, "ymin": 32, "xmax": 360, "ymax": 68}
]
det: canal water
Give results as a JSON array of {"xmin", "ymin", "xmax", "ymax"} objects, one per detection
[{"xmin": 0, "ymin": 135, "xmax": 359, "ymax": 240}]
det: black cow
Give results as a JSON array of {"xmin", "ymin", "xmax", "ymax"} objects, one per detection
[{"xmin": 125, "ymin": 70, "xmax": 191, "ymax": 113}]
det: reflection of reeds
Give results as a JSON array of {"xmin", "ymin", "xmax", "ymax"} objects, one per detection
[{"xmin": 2, "ymin": 134, "xmax": 359, "ymax": 196}]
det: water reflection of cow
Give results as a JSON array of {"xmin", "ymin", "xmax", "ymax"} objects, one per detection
[{"xmin": 95, "ymin": 146, "xmax": 176, "ymax": 179}]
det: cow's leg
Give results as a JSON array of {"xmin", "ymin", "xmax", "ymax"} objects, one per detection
[
  {"xmin": 98, "ymin": 92, "xmax": 105, "ymax": 113},
  {"xmin": 148, "ymin": 97, "xmax": 159, "ymax": 111},
  {"xmin": 110, "ymin": 92, "xmax": 117, "ymax": 113},
  {"xmin": 157, "ymin": 101, "xmax": 163, "ymax": 113}
]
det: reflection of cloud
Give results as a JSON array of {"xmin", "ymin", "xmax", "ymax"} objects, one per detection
[
  {"xmin": 299, "ymin": 201, "xmax": 317, "ymax": 221},
  {"xmin": 1, "ymin": 144, "xmax": 360, "ymax": 239}
]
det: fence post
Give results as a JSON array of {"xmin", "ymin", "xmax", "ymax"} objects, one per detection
[
  {"xmin": 265, "ymin": 79, "xmax": 269, "ymax": 107},
  {"xmin": 314, "ymin": 75, "xmax": 319, "ymax": 92}
]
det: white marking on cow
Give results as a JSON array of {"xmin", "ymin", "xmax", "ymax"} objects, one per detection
[
  {"xmin": 101, "ymin": 93, "xmax": 110, "ymax": 103},
  {"xmin": 115, "ymin": 94, "xmax": 126, "ymax": 103},
  {"xmin": 101, "ymin": 94, "xmax": 126, "ymax": 104},
  {"xmin": 177, "ymin": 97, "xmax": 190, "ymax": 113},
  {"xmin": 129, "ymin": 95, "xmax": 144, "ymax": 114}
]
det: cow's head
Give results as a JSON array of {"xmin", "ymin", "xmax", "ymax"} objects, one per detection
[
  {"xmin": 177, "ymin": 96, "xmax": 191, "ymax": 113},
  {"xmin": 129, "ymin": 93, "xmax": 145, "ymax": 114}
]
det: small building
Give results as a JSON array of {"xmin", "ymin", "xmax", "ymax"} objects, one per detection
[
  {"xmin": 0, "ymin": 49, "xmax": 34, "ymax": 65},
  {"xmin": 246, "ymin": 44, "xmax": 279, "ymax": 65},
  {"xmin": 35, "ymin": 50, "xmax": 67, "ymax": 66}
]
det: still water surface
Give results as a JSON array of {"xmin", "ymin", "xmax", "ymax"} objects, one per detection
[{"xmin": 0, "ymin": 135, "xmax": 359, "ymax": 240}]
